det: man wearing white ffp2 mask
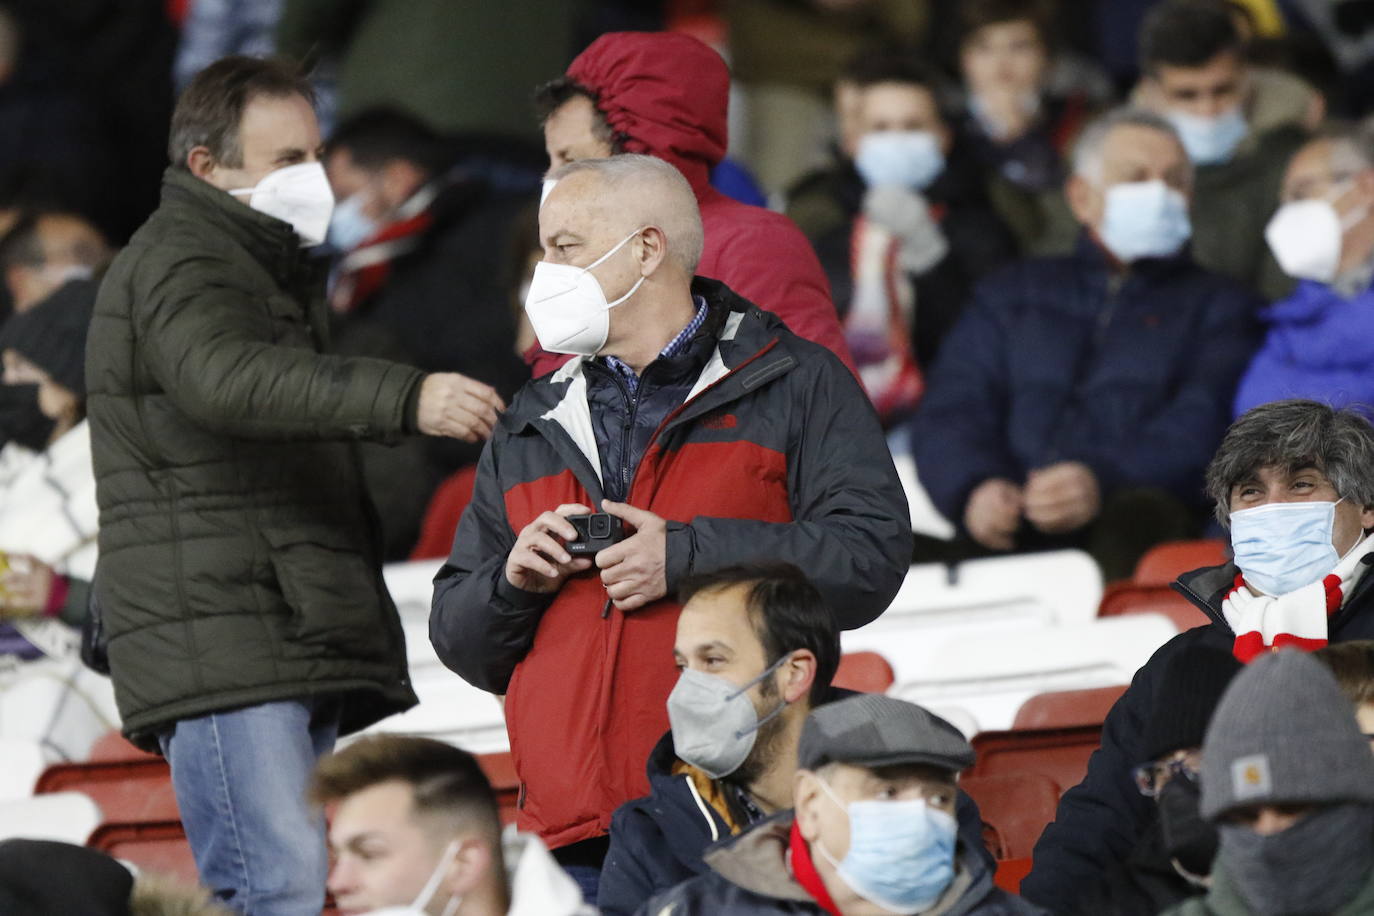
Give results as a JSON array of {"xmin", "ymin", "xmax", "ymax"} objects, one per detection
[
  {"xmin": 315, "ymin": 735, "xmax": 592, "ymax": 916},
  {"xmin": 1233, "ymin": 130, "xmax": 1374, "ymax": 417}
]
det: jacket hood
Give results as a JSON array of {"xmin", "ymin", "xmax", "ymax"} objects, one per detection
[{"xmin": 566, "ymin": 31, "xmax": 728, "ymax": 195}]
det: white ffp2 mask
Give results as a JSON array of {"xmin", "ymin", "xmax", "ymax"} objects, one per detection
[
  {"xmin": 229, "ymin": 161, "xmax": 335, "ymax": 247},
  {"xmin": 523, "ymin": 228, "xmax": 646, "ymax": 356},
  {"xmin": 1265, "ymin": 194, "xmax": 1369, "ymax": 284}
]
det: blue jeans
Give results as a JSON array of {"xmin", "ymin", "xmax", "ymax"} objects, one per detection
[{"xmin": 160, "ymin": 697, "xmax": 339, "ymax": 915}]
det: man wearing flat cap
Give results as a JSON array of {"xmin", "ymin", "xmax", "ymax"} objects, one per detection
[{"xmin": 640, "ymin": 694, "xmax": 1044, "ymax": 915}]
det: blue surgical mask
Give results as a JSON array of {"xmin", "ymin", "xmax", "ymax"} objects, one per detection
[
  {"xmin": 1167, "ymin": 106, "xmax": 1248, "ymax": 166},
  {"xmin": 1099, "ymin": 179, "xmax": 1192, "ymax": 263},
  {"xmin": 815, "ymin": 778, "xmax": 957, "ymax": 914},
  {"xmin": 854, "ymin": 131, "xmax": 946, "ymax": 191},
  {"xmin": 327, "ymin": 192, "xmax": 380, "ymax": 252},
  {"xmin": 1230, "ymin": 499, "xmax": 1344, "ymax": 596}
]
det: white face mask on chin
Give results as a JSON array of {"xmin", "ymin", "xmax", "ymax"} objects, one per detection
[
  {"xmin": 229, "ymin": 161, "xmax": 335, "ymax": 247},
  {"xmin": 361, "ymin": 841, "xmax": 462, "ymax": 916}
]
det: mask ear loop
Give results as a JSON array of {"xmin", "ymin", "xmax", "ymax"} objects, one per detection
[
  {"xmin": 411, "ymin": 840, "xmax": 461, "ymax": 915},
  {"xmin": 726, "ymin": 653, "xmax": 793, "ymax": 740}
]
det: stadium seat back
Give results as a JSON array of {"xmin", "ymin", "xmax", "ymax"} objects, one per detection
[
  {"xmin": 961, "ymin": 773, "xmax": 1060, "ymax": 861},
  {"xmin": 1013, "ymin": 685, "xmax": 1128, "ymax": 730},
  {"xmin": 832, "ymin": 651, "xmax": 895, "ymax": 694},
  {"xmin": 1132, "ymin": 539, "xmax": 1228, "ymax": 587}
]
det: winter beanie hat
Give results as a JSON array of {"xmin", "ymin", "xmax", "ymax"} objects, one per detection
[
  {"xmin": 0, "ymin": 277, "xmax": 95, "ymax": 398},
  {"xmin": 1200, "ymin": 648, "xmax": 1374, "ymax": 820},
  {"xmin": 1142, "ymin": 644, "xmax": 1245, "ymax": 762}
]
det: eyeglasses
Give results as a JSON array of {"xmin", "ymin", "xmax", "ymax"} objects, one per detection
[{"xmin": 1133, "ymin": 758, "xmax": 1200, "ymax": 797}]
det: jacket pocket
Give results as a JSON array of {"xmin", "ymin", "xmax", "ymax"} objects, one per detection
[{"xmin": 263, "ymin": 528, "xmax": 389, "ymax": 660}]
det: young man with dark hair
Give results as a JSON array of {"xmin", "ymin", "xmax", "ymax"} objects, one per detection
[
  {"xmin": 88, "ymin": 55, "xmax": 507, "ymax": 914},
  {"xmin": 787, "ymin": 51, "xmax": 1017, "ymax": 423},
  {"xmin": 1137, "ymin": 0, "xmax": 1309, "ymax": 300},
  {"xmin": 1024, "ymin": 399, "xmax": 1374, "ymax": 911},
  {"xmin": 315, "ymin": 736, "xmax": 592, "ymax": 915}
]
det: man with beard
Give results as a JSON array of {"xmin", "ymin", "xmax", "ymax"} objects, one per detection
[
  {"xmin": 1162, "ymin": 649, "xmax": 1374, "ymax": 916},
  {"xmin": 598, "ymin": 565, "xmax": 987, "ymax": 916}
]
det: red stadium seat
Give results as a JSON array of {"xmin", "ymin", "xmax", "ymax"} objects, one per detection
[
  {"xmin": 832, "ymin": 651, "xmax": 895, "ymax": 694},
  {"xmin": 89, "ymin": 820, "xmax": 197, "ymax": 882},
  {"xmin": 1013, "ymin": 685, "xmax": 1127, "ymax": 730},
  {"xmin": 410, "ymin": 464, "xmax": 480, "ymax": 560},
  {"xmin": 961, "ymin": 773, "xmax": 1060, "ymax": 861},
  {"xmin": 1098, "ymin": 585, "xmax": 1210, "ymax": 631},
  {"xmin": 1132, "ymin": 539, "xmax": 1228, "ymax": 588},
  {"xmin": 87, "ymin": 730, "xmax": 161, "ymax": 763},
  {"xmin": 967, "ymin": 725, "xmax": 1103, "ymax": 795},
  {"xmin": 478, "ymin": 751, "xmax": 520, "ymax": 826}
]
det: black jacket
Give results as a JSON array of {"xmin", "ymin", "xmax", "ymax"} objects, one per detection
[
  {"xmin": 638, "ymin": 812, "xmax": 1043, "ymax": 916},
  {"xmin": 1022, "ymin": 555, "xmax": 1374, "ymax": 911},
  {"xmin": 1070, "ymin": 820, "xmax": 1207, "ymax": 916},
  {"xmin": 600, "ymin": 720, "xmax": 996, "ymax": 916}
]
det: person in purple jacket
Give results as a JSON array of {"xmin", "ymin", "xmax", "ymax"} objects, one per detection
[{"xmin": 1234, "ymin": 122, "xmax": 1374, "ymax": 416}]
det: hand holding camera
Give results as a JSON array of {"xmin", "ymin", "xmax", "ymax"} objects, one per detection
[{"xmin": 505, "ymin": 503, "xmax": 597, "ymax": 594}]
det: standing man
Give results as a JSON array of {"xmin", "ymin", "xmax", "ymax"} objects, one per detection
[
  {"xmin": 430, "ymin": 154, "xmax": 909, "ymax": 898},
  {"xmin": 87, "ymin": 56, "xmax": 504, "ymax": 915}
]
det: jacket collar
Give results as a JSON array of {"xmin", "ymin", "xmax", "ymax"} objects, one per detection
[
  {"xmin": 158, "ymin": 167, "xmax": 308, "ymax": 280},
  {"xmin": 1174, "ymin": 553, "xmax": 1374, "ymax": 631},
  {"xmin": 702, "ymin": 812, "xmax": 990, "ymax": 915},
  {"xmin": 1070, "ymin": 230, "xmax": 1197, "ymax": 284}
]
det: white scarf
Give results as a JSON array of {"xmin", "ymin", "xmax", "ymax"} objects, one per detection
[{"xmin": 1223, "ymin": 534, "xmax": 1374, "ymax": 661}]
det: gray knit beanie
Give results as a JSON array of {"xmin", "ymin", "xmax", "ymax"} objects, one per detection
[{"xmin": 1200, "ymin": 649, "xmax": 1374, "ymax": 820}]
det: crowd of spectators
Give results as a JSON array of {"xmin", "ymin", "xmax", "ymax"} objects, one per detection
[{"xmin": 6, "ymin": 1, "xmax": 1374, "ymax": 914}]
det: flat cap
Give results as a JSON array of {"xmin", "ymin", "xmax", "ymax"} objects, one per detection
[{"xmin": 799, "ymin": 694, "xmax": 975, "ymax": 772}]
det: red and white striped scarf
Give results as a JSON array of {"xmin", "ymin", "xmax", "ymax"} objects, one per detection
[{"xmin": 1224, "ymin": 535, "xmax": 1374, "ymax": 662}]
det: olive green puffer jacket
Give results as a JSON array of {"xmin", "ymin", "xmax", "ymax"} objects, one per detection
[{"xmin": 87, "ymin": 168, "xmax": 421, "ymax": 748}]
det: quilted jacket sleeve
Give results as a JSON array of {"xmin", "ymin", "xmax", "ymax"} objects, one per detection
[{"xmin": 131, "ymin": 251, "xmax": 423, "ymax": 442}]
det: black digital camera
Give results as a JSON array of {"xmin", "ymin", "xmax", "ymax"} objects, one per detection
[{"xmin": 566, "ymin": 512, "xmax": 626, "ymax": 556}]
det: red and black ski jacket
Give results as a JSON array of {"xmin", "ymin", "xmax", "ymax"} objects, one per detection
[{"xmin": 430, "ymin": 278, "xmax": 910, "ymax": 848}]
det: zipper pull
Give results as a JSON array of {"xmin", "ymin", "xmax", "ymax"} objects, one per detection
[{"xmin": 601, "ymin": 596, "xmax": 614, "ymax": 619}]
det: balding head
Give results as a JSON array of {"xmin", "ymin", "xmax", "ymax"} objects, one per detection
[{"xmin": 544, "ymin": 154, "xmax": 703, "ymax": 275}]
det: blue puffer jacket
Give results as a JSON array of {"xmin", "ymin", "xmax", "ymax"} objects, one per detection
[
  {"xmin": 909, "ymin": 236, "xmax": 1260, "ymax": 530},
  {"xmin": 1233, "ymin": 278, "xmax": 1374, "ymax": 416}
]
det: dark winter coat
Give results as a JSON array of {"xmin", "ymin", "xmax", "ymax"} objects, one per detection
[
  {"xmin": 909, "ymin": 237, "xmax": 1260, "ymax": 534},
  {"xmin": 1069, "ymin": 819, "xmax": 1207, "ymax": 916},
  {"xmin": 430, "ymin": 278, "xmax": 910, "ymax": 849},
  {"xmin": 87, "ymin": 168, "xmax": 420, "ymax": 749},
  {"xmin": 1022, "ymin": 554, "xmax": 1374, "ymax": 912},
  {"xmin": 637, "ymin": 812, "xmax": 1044, "ymax": 916}
]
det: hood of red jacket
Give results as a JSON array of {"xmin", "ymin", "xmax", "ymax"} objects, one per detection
[{"xmin": 566, "ymin": 31, "xmax": 727, "ymax": 196}]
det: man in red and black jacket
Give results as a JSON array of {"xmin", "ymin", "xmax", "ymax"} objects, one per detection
[{"xmin": 429, "ymin": 154, "xmax": 910, "ymax": 896}]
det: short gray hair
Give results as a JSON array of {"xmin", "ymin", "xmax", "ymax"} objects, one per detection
[
  {"xmin": 546, "ymin": 153, "xmax": 705, "ymax": 274},
  {"xmin": 1206, "ymin": 399, "xmax": 1374, "ymax": 527},
  {"xmin": 1072, "ymin": 107, "xmax": 1190, "ymax": 185}
]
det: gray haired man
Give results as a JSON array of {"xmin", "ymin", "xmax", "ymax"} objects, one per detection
[{"xmin": 1024, "ymin": 399, "xmax": 1374, "ymax": 912}]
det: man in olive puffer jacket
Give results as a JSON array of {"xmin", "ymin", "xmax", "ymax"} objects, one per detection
[{"xmin": 86, "ymin": 56, "xmax": 503, "ymax": 916}]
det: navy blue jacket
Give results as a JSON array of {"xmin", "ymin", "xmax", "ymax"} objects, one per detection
[
  {"xmin": 600, "ymin": 715, "xmax": 994, "ymax": 916},
  {"xmin": 1021, "ymin": 554, "xmax": 1374, "ymax": 912},
  {"xmin": 909, "ymin": 237, "xmax": 1260, "ymax": 532}
]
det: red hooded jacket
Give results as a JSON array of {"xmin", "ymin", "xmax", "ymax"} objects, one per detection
[{"xmin": 526, "ymin": 31, "xmax": 854, "ymax": 378}]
